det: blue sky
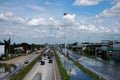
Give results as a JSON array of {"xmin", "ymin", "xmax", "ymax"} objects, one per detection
[{"xmin": 0, "ymin": 0, "xmax": 120, "ymax": 44}]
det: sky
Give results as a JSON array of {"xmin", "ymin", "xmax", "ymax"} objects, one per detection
[{"xmin": 0, "ymin": 0, "xmax": 120, "ymax": 44}]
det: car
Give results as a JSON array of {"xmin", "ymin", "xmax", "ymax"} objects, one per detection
[
  {"xmin": 43, "ymin": 54, "xmax": 46, "ymax": 56},
  {"xmin": 47, "ymin": 56, "xmax": 51, "ymax": 59},
  {"xmin": 48, "ymin": 59, "xmax": 52, "ymax": 63},
  {"xmin": 41, "ymin": 61, "xmax": 45, "ymax": 65},
  {"xmin": 47, "ymin": 54, "xmax": 49, "ymax": 56},
  {"xmin": 24, "ymin": 60, "xmax": 29, "ymax": 64}
]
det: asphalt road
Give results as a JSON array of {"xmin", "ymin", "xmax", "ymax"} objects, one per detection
[
  {"xmin": 0, "ymin": 51, "xmax": 40, "ymax": 80},
  {"xmin": 23, "ymin": 55, "xmax": 54, "ymax": 80},
  {"xmin": 0, "ymin": 53, "xmax": 39, "ymax": 65}
]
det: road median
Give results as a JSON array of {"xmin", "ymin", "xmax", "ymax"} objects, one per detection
[
  {"xmin": 9, "ymin": 54, "xmax": 42, "ymax": 80},
  {"xmin": 53, "ymin": 48, "xmax": 71, "ymax": 80}
]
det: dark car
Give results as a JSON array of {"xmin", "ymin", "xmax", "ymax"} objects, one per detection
[
  {"xmin": 48, "ymin": 59, "xmax": 52, "ymax": 63},
  {"xmin": 41, "ymin": 61, "xmax": 45, "ymax": 65},
  {"xmin": 43, "ymin": 54, "xmax": 46, "ymax": 56},
  {"xmin": 47, "ymin": 54, "xmax": 49, "ymax": 56},
  {"xmin": 24, "ymin": 60, "xmax": 29, "ymax": 64},
  {"xmin": 47, "ymin": 56, "xmax": 51, "ymax": 59}
]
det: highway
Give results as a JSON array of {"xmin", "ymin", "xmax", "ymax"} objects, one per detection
[
  {"xmin": 24, "ymin": 49, "xmax": 55, "ymax": 80},
  {"xmin": 0, "ymin": 51, "xmax": 41, "ymax": 80},
  {"xmin": 0, "ymin": 52, "xmax": 39, "ymax": 65},
  {"xmin": 0, "ymin": 48, "xmax": 61, "ymax": 80}
]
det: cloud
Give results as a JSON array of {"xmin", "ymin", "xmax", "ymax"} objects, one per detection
[
  {"xmin": 0, "ymin": 12, "xmax": 119, "ymax": 35},
  {"xmin": 63, "ymin": 14, "xmax": 77, "ymax": 27},
  {"xmin": 11, "ymin": 17, "xmax": 26, "ymax": 24},
  {"xmin": 26, "ymin": 17, "xmax": 50, "ymax": 26},
  {"xmin": 4, "ymin": 12, "xmax": 13, "ymax": 17},
  {"xmin": 0, "ymin": 12, "xmax": 120, "ymax": 43},
  {"xmin": 89, "ymin": 16, "xmax": 103, "ymax": 24},
  {"xmin": 110, "ymin": 0, "xmax": 120, "ymax": 4},
  {"xmin": 45, "ymin": 2, "xmax": 51, "ymax": 5},
  {"xmin": 0, "ymin": 12, "xmax": 13, "ymax": 21},
  {"xmin": 0, "ymin": 29, "xmax": 15, "ymax": 37},
  {"xmin": 77, "ymin": 24, "xmax": 109, "ymax": 33},
  {"xmin": 0, "ymin": 13, "xmax": 7, "ymax": 20},
  {"xmin": 57, "ymin": 14, "xmax": 119, "ymax": 35},
  {"xmin": 27, "ymin": 4, "xmax": 45, "ymax": 11},
  {"xmin": 63, "ymin": 14, "xmax": 76, "ymax": 22},
  {"xmin": 73, "ymin": 0, "xmax": 103, "ymax": 6},
  {"xmin": 4, "ymin": 30, "xmax": 14, "ymax": 35},
  {"xmin": 26, "ymin": 17, "xmax": 61, "ymax": 28},
  {"xmin": 99, "ymin": 2, "xmax": 120, "ymax": 17},
  {"xmin": 0, "ymin": 12, "xmax": 27, "ymax": 25}
]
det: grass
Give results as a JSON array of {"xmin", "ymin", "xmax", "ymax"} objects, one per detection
[
  {"xmin": 56, "ymin": 48, "xmax": 99, "ymax": 80},
  {"xmin": 53, "ymin": 48, "xmax": 71, "ymax": 80},
  {"xmin": 10, "ymin": 54, "xmax": 41, "ymax": 80},
  {"xmin": 66, "ymin": 55, "xmax": 99, "ymax": 80}
]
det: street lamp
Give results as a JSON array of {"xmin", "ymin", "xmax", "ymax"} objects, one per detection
[
  {"xmin": 63, "ymin": 13, "xmax": 67, "ymax": 55},
  {"xmin": 54, "ymin": 28, "xmax": 59, "ymax": 51}
]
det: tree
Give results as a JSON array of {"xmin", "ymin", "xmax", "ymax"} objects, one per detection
[{"xmin": 72, "ymin": 42, "xmax": 78, "ymax": 46}]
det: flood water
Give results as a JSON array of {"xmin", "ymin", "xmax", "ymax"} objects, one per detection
[
  {"xmin": 56, "ymin": 50, "xmax": 94, "ymax": 80},
  {"xmin": 62, "ymin": 49, "xmax": 120, "ymax": 80},
  {"xmin": 0, "ymin": 63, "xmax": 17, "ymax": 73},
  {"xmin": 0, "ymin": 63, "xmax": 22, "ymax": 79}
]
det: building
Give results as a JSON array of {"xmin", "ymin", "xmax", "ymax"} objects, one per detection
[
  {"xmin": 0, "ymin": 44, "xmax": 5, "ymax": 59},
  {"xmin": 112, "ymin": 42, "xmax": 120, "ymax": 58},
  {"xmin": 14, "ymin": 47, "xmax": 25, "ymax": 55},
  {"xmin": 113, "ymin": 42, "xmax": 120, "ymax": 50}
]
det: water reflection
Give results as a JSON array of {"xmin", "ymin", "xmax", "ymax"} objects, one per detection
[
  {"xmin": 0, "ymin": 63, "xmax": 19, "ymax": 79},
  {"xmin": 5, "ymin": 64, "xmax": 17, "ymax": 73},
  {"xmin": 0, "ymin": 63, "xmax": 19, "ymax": 73},
  {"xmin": 63, "ymin": 49, "xmax": 120, "ymax": 80},
  {"xmin": 56, "ymin": 50, "xmax": 93, "ymax": 80}
]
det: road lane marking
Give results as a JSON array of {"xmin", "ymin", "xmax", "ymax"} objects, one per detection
[{"xmin": 54, "ymin": 57, "xmax": 57, "ymax": 80}]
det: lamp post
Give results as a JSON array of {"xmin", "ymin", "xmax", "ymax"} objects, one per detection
[
  {"xmin": 63, "ymin": 13, "xmax": 67, "ymax": 55},
  {"xmin": 55, "ymin": 28, "xmax": 59, "ymax": 51}
]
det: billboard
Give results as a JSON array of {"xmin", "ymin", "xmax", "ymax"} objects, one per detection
[{"xmin": 0, "ymin": 45, "xmax": 5, "ymax": 56}]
